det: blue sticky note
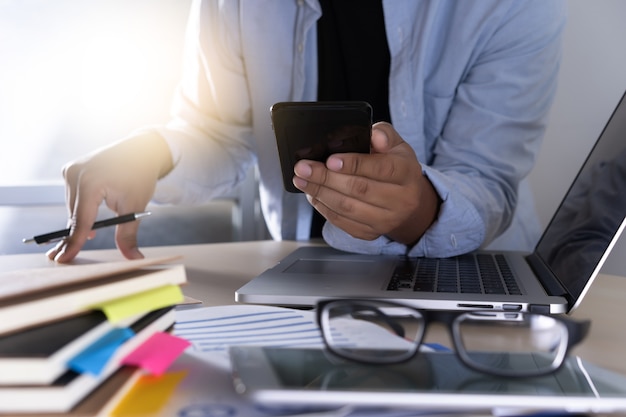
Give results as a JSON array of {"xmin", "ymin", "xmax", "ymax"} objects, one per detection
[{"xmin": 69, "ymin": 327, "xmax": 135, "ymax": 376}]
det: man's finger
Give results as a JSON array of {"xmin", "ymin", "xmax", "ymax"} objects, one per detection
[
  {"xmin": 371, "ymin": 122, "xmax": 405, "ymax": 153},
  {"xmin": 325, "ymin": 152, "xmax": 411, "ymax": 185},
  {"xmin": 115, "ymin": 221, "xmax": 144, "ymax": 260}
]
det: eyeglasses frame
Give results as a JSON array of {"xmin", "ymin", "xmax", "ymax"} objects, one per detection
[{"xmin": 316, "ymin": 298, "xmax": 591, "ymax": 378}]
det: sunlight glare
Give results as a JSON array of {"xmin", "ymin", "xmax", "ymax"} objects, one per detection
[{"xmin": 80, "ymin": 34, "xmax": 148, "ymax": 117}]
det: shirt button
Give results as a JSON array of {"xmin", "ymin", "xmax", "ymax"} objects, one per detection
[
  {"xmin": 298, "ymin": 43, "xmax": 303, "ymax": 54},
  {"xmin": 297, "ymin": 0, "xmax": 304, "ymax": 6}
]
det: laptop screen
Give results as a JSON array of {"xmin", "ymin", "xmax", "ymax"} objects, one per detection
[{"xmin": 535, "ymin": 91, "xmax": 626, "ymax": 305}]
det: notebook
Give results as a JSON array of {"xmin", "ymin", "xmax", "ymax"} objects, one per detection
[
  {"xmin": 0, "ymin": 307, "xmax": 175, "ymax": 414},
  {"xmin": 236, "ymin": 90, "xmax": 626, "ymax": 314}
]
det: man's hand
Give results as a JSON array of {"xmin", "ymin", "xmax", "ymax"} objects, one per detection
[
  {"xmin": 293, "ymin": 122, "xmax": 440, "ymax": 245},
  {"xmin": 46, "ymin": 132, "xmax": 173, "ymax": 263}
]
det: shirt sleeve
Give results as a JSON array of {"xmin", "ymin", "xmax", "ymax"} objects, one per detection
[
  {"xmin": 322, "ymin": 165, "xmax": 484, "ymax": 256},
  {"xmin": 152, "ymin": 0, "xmax": 256, "ymax": 205}
]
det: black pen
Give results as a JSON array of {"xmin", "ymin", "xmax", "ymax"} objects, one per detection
[{"xmin": 22, "ymin": 212, "xmax": 152, "ymax": 245}]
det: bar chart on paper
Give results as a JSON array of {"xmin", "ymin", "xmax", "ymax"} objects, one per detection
[
  {"xmin": 174, "ymin": 305, "xmax": 323, "ymax": 364},
  {"xmin": 173, "ymin": 304, "xmax": 419, "ymax": 367}
]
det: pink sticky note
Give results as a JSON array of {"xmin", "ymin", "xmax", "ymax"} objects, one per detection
[{"xmin": 122, "ymin": 332, "xmax": 191, "ymax": 376}]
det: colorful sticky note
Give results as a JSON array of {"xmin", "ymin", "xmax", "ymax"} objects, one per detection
[
  {"xmin": 93, "ymin": 284, "xmax": 184, "ymax": 323},
  {"xmin": 69, "ymin": 327, "xmax": 135, "ymax": 375},
  {"xmin": 122, "ymin": 332, "xmax": 191, "ymax": 376},
  {"xmin": 109, "ymin": 370, "xmax": 188, "ymax": 416}
]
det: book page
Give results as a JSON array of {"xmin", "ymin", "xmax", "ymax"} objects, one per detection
[{"xmin": 0, "ymin": 256, "xmax": 182, "ymax": 300}]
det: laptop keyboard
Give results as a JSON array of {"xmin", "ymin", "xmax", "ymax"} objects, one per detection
[{"xmin": 386, "ymin": 254, "xmax": 522, "ymax": 295}]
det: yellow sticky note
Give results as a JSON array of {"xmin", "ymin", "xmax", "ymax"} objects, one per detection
[
  {"xmin": 110, "ymin": 370, "xmax": 188, "ymax": 416},
  {"xmin": 94, "ymin": 285, "xmax": 184, "ymax": 323}
]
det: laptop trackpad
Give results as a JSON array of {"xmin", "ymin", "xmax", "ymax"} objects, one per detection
[{"xmin": 285, "ymin": 259, "xmax": 374, "ymax": 275}]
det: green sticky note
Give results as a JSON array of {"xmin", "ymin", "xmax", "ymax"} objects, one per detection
[{"xmin": 95, "ymin": 285, "xmax": 184, "ymax": 323}]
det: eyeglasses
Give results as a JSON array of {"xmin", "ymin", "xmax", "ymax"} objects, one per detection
[{"xmin": 316, "ymin": 299, "xmax": 590, "ymax": 378}]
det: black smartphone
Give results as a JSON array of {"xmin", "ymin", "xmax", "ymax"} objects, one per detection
[{"xmin": 271, "ymin": 101, "xmax": 372, "ymax": 193}]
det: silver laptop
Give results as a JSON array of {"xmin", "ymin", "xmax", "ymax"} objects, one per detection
[{"xmin": 237, "ymin": 90, "xmax": 626, "ymax": 314}]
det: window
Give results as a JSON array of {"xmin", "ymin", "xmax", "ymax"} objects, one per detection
[
  {"xmin": 0, "ymin": 0, "xmax": 268, "ymax": 254},
  {"xmin": 0, "ymin": 0, "xmax": 191, "ymax": 185}
]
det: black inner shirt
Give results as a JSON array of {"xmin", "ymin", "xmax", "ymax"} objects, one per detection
[
  {"xmin": 312, "ymin": 0, "xmax": 392, "ymax": 238},
  {"xmin": 317, "ymin": 0, "xmax": 391, "ymax": 122}
]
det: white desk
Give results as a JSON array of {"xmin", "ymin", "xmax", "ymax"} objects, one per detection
[{"xmin": 2, "ymin": 240, "xmax": 625, "ymax": 375}]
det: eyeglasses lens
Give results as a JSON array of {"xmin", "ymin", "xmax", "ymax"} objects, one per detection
[
  {"xmin": 455, "ymin": 312, "xmax": 568, "ymax": 375},
  {"xmin": 324, "ymin": 302, "xmax": 424, "ymax": 363}
]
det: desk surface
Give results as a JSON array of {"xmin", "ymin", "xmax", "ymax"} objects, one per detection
[{"xmin": 2, "ymin": 240, "xmax": 625, "ymax": 375}]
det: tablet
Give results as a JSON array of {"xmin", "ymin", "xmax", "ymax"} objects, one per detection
[{"xmin": 229, "ymin": 346, "xmax": 626, "ymax": 414}]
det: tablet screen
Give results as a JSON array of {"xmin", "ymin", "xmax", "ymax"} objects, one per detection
[
  {"xmin": 230, "ymin": 346, "xmax": 626, "ymax": 412},
  {"xmin": 264, "ymin": 348, "xmax": 593, "ymax": 396}
]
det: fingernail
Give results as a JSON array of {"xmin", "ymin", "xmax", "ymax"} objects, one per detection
[
  {"xmin": 327, "ymin": 156, "xmax": 343, "ymax": 171},
  {"xmin": 45, "ymin": 248, "xmax": 57, "ymax": 261},
  {"xmin": 53, "ymin": 250, "xmax": 66, "ymax": 263},
  {"xmin": 294, "ymin": 161, "xmax": 312, "ymax": 178},
  {"xmin": 293, "ymin": 177, "xmax": 308, "ymax": 189}
]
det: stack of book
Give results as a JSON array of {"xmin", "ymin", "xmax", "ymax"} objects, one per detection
[{"xmin": 0, "ymin": 256, "xmax": 189, "ymax": 415}]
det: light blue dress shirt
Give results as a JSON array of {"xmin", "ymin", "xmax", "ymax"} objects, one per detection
[{"xmin": 153, "ymin": 0, "xmax": 566, "ymax": 257}]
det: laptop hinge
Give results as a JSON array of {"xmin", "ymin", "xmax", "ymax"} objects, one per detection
[{"xmin": 525, "ymin": 253, "xmax": 567, "ymax": 297}]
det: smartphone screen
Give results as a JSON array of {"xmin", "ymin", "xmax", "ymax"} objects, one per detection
[{"xmin": 271, "ymin": 101, "xmax": 372, "ymax": 193}]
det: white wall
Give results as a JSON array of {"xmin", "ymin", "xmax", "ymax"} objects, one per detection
[{"xmin": 528, "ymin": 0, "xmax": 626, "ymax": 276}]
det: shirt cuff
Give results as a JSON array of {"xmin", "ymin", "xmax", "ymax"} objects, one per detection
[
  {"xmin": 137, "ymin": 125, "xmax": 186, "ymax": 205},
  {"xmin": 322, "ymin": 165, "xmax": 485, "ymax": 257}
]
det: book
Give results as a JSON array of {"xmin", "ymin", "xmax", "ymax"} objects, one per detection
[
  {"xmin": 0, "ymin": 309, "xmax": 153, "ymax": 385},
  {"xmin": 22, "ymin": 366, "xmax": 143, "ymax": 417},
  {"xmin": 0, "ymin": 260, "xmax": 186, "ymax": 335},
  {"xmin": 0, "ymin": 256, "xmax": 181, "ymax": 300},
  {"xmin": 0, "ymin": 307, "xmax": 175, "ymax": 414}
]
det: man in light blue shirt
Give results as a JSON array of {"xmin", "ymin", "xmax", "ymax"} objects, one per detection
[{"xmin": 48, "ymin": 0, "xmax": 566, "ymax": 262}]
